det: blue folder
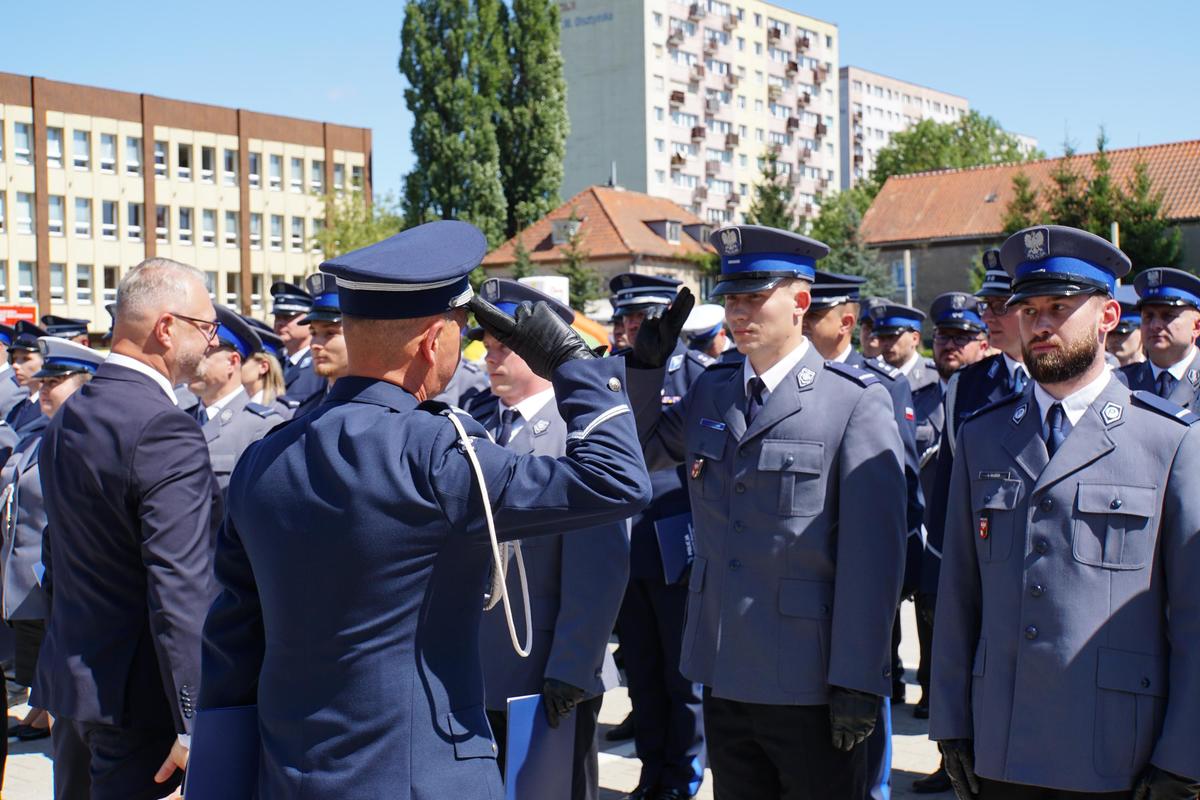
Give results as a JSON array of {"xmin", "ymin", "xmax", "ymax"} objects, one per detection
[
  {"xmin": 654, "ymin": 512, "xmax": 695, "ymax": 585},
  {"xmin": 505, "ymin": 694, "xmax": 575, "ymax": 800},
  {"xmin": 184, "ymin": 705, "xmax": 259, "ymax": 800}
]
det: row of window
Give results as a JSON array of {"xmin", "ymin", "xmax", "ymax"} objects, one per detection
[
  {"xmin": 848, "ymin": 81, "xmax": 965, "ymax": 116},
  {"xmin": 0, "ymin": 122, "xmax": 363, "ymax": 192},
  {"xmin": 0, "ymin": 193, "xmax": 322, "ymax": 252},
  {"xmin": 658, "ymin": 1, "xmax": 835, "ymax": 49}
]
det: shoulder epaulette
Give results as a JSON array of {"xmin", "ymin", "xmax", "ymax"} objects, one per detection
[
  {"xmin": 461, "ymin": 360, "xmax": 483, "ymax": 374},
  {"xmin": 417, "ymin": 399, "xmax": 453, "ymax": 416},
  {"xmin": 245, "ymin": 402, "xmax": 279, "ymax": 418},
  {"xmin": 823, "ymin": 360, "xmax": 879, "ymax": 386},
  {"xmin": 704, "ymin": 359, "xmax": 740, "ymax": 372},
  {"xmin": 687, "ymin": 349, "xmax": 716, "ymax": 367},
  {"xmin": 280, "ymin": 397, "xmax": 300, "ymax": 409},
  {"xmin": 1131, "ymin": 390, "xmax": 1200, "ymax": 425},
  {"xmin": 860, "ymin": 358, "xmax": 901, "ymax": 381},
  {"xmin": 964, "ymin": 390, "xmax": 1023, "ymax": 422}
]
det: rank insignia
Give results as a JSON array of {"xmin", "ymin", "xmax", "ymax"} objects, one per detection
[
  {"xmin": 690, "ymin": 458, "xmax": 705, "ymax": 479},
  {"xmin": 978, "ymin": 515, "xmax": 990, "ymax": 540},
  {"xmin": 221, "ymin": 409, "xmax": 233, "ymax": 423},
  {"xmin": 1012, "ymin": 403, "xmax": 1028, "ymax": 424},
  {"xmin": 668, "ymin": 353, "xmax": 684, "ymax": 372},
  {"xmin": 1101, "ymin": 402, "xmax": 1123, "ymax": 425},
  {"xmin": 1189, "ymin": 369, "xmax": 1199, "ymax": 386},
  {"xmin": 797, "ymin": 367, "xmax": 816, "ymax": 387},
  {"xmin": 532, "ymin": 419, "xmax": 550, "ymax": 435}
]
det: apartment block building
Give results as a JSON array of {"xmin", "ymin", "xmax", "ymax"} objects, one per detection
[
  {"xmin": 0, "ymin": 72, "xmax": 371, "ymax": 328},
  {"xmin": 559, "ymin": 0, "xmax": 840, "ymax": 227}
]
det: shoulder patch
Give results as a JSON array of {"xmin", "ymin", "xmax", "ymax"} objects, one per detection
[
  {"xmin": 860, "ymin": 359, "xmax": 901, "ymax": 381},
  {"xmin": 416, "ymin": 399, "xmax": 453, "ymax": 416},
  {"xmin": 688, "ymin": 350, "xmax": 716, "ymax": 367},
  {"xmin": 1131, "ymin": 390, "xmax": 1200, "ymax": 425},
  {"xmin": 245, "ymin": 401, "xmax": 280, "ymax": 418},
  {"xmin": 963, "ymin": 390, "xmax": 1023, "ymax": 422},
  {"xmin": 823, "ymin": 360, "xmax": 879, "ymax": 387},
  {"xmin": 668, "ymin": 353, "xmax": 685, "ymax": 372}
]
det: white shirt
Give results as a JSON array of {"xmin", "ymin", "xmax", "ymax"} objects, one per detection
[
  {"xmin": 1034, "ymin": 368, "xmax": 1113, "ymax": 438},
  {"xmin": 0, "ymin": 363, "xmax": 11, "ymax": 378},
  {"xmin": 742, "ymin": 338, "xmax": 811, "ymax": 403},
  {"xmin": 496, "ymin": 387, "xmax": 555, "ymax": 442},
  {"xmin": 832, "ymin": 344, "xmax": 853, "ymax": 364},
  {"xmin": 251, "ymin": 389, "xmax": 267, "ymax": 405},
  {"xmin": 1149, "ymin": 345, "xmax": 1197, "ymax": 382},
  {"xmin": 898, "ymin": 351, "xmax": 923, "ymax": 376},
  {"xmin": 1003, "ymin": 353, "xmax": 1028, "ymax": 384},
  {"xmin": 203, "ymin": 386, "xmax": 246, "ymax": 421},
  {"xmin": 289, "ymin": 346, "xmax": 310, "ymax": 366},
  {"xmin": 105, "ymin": 353, "xmax": 177, "ymax": 405}
]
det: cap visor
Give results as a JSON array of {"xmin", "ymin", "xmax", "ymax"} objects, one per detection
[
  {"xmin": 935, "ymin": 320, "xmax": 985, "ymax": 333},
  {"xmin": 710, "ymin": 276, "xmax": 787, "ymax": 297},
  {"xmin": 300, "ymin": 311, "xmax": 342, "ymax": 325},
  {"xmin": 1007, "ymin": 283, "xmax": 1102, "ymax": 305}
]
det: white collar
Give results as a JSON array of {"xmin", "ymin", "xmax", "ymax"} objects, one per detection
[
  {"xmin": 27, "ymin": 390, "xmax": 39, "ymax": 403},
  {"xmin": 105, "ymin": 353, "xmax": 177, "ymax": 405},
  {"xmin": 1150, "ymin": 346, "xmax": 1197, "ymax": 382},
  {"xmin": 1002, "ymin": 352, "xmax": 1026, "ymax": 379},
  {"xmin": 203, "ymin": 385, "xmax": 246, "ymax": 420},
  {"xmin": 250, "ymin": 388, "xmax": 266, "ymax": 405},
  {"xmin": 1033, "ymin": 368, "xmax": 1112, "ymax": 428},
  {"xmin": 498, "ymin": 386, "xmax": 555, "ymax": 423},
  {"xmin": 898, "ymin": 351, "xmax": 922, "ymax": 376},
  {"xmin": 0, "ymin": 363, "xmax": 10, "ymax": 377},
  {"xmin": 743, "ymin": 338, "xmax": 810, "ymax": 395},
  {"xmin": 832, "ymin": 343, "xmax": 854, "ymax": 364},
  {"xmin": 289, "ymin": 345, "xmax": 310, "ymax": 366}
]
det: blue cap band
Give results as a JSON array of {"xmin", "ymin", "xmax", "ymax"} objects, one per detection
[
  {"xmin": 216, "ymin": 324, "xmax": 252, "ymax": 358},
  {"xmin": 721, "ymin": 252, "xmax": 817, "ymax": 281},
  {"xmin": 1014, "ymin": 256, "xmax": 1117, "ymax": 294},
  {"xmin": 874, "ymin": 316, "xmax": 922, "ymax": 330},
  {"xmin": 1138, "ymin": 285, "xmax": 1200, "ymax": 308},
  {"xmin": 935, "ymin": 310, "xmax": 986, "ymax": 327},
  {"xmin": 0, "ymin": 333, "xmax": 11, "ymax": 347},
  {"xmin": 688, "ymin": 323, "xmax": 724, "ymax": 343},
  {"xmin": 1119, "ymin": 312, "xmax": 1141, "ymax": 324},
  {"xmin": 45, "ymin": 357, "xmax": 99, "ymax": 374},
  {"xmin": 312, "ymin": 291, "xmax": 340, "ymax": 311},
  {"xmin": 336, "ymin": 275, "xmax": 470, "ymax": 319},
  {"xmin": 495, "ymin": 301, "xmax": 520, "ymax": 317}
]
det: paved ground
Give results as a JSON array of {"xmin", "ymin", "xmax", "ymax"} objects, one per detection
[{"xmin": 2, "ymin": 603, "xmax": 945, "ymax": 799}]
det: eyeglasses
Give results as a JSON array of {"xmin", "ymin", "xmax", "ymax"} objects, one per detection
[
  {"xmin": 933, "ymin": 332, "xmax": 987, "ymax": 347},
  {"xmin": 979, "ymin": 299, "xmax": 1011, "ymax": 317},
  {"xmin": 170, "ymin": 312, "xmax": 220, "ymax": 342}
]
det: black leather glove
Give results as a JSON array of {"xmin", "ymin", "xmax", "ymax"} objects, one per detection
[
  {"xmin": 939, "ymin": 738, "xmax": 981, "ymax": 800},
  {"xmin": 630, "ymin": 287, "xmax": 696, "ymax": 369},
  {"xmin": 828, "ymin": 686, "xmax": 880, "ymax": 751},
  {"xmin": 541, "ymin": 678, "xmax": 587, "ymax": 729},
  {"xmin": 1131, "ymin": 765, "xmax": 1200, "ymax": 800},
  {"xmin": 469, "ymin": 296, "xmax": 600, "ymax": 379}
]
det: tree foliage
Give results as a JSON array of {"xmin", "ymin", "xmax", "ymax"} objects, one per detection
[
  {"xmin": 312, "ymin": 191, "xmax": 404, "ymax": 258},
  {"xmin": 554, "ymin": 210, "xmax": 604, "ymax": 309},
  {"xmin": 746, "ymin": 149, "xmax": 797, "ymax": 230},
  {"xmin": 510, "ymin": 235, "xmax": 535, "ymax": 279},
  {"xmin": 808, "ymin": 186, "xmax": 893, "ymax": 297}
]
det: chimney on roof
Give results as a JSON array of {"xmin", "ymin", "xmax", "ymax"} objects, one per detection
[{"xmin": 608, "ymin": 161, "xmax": 623, "ymax": 190}]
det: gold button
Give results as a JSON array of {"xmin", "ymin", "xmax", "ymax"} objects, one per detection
[{"xmin": 607, "ymin": 377, "xmax": 622, "ymax": 392}]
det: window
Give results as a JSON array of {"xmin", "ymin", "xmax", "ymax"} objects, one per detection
[
  {"xmin": 268, "ymin": 155, "xmax": 283, "ymax": 190},
  {"xmin": 48, "ymin": 196, "xmax": 65, "ymax": 236},
  {"xmin": 50, "ymin": 264, "xmax": 66, "ymax": 301},
  {"xmin": 224, "ymin": 211, "xmax": 239, "ymax": 247},
  {"xmin": 654, "ymin": 106, "xmax": 664, "ymax": 122},
  {"xmin": 125, "ymin": 137, "xmax": 142, "ymax": 175},
  {"xmin": 178, "ymin": 207, "xmax": 193, "ymax": 244},
  {"xmin": 127, "ymin": 202, "xmax": 143, "ymax": 241},
  {"xmin": 290, "ymin": 157, "xmax": 303, "ymax": 192},
  {"xmin": 200, "ymin": 146, "xmax": 215, "ymax": 183},
  {"xmin": 225, "ymin": 273, "xmax": 239, "ymax": 306},
  {"xmin": 333, "ymin": 163, "xmax": 345, "ymax": 190},
  {"xmin": 99, "ymin": 133, "xmax": 117, "ymax": 173},
  {"xmin": 103, "ymin": 266, "xmax": 119, "ymax": 302},
  {"xmin": 155, "ymin": 205, "xmax": 169, "ymax": 243},
  {"xmin": 269, "ymin": 215, "xmax": 283, "ymax": 250},
  {"xmin": 177, "ymin": 143, "xmax": 192, "ymax": 180},
  {"xmin": 0, "ymin": 194, "xmax": 5, "ymax": 233},
  {"xmin": 655, "ymin": 169, "xmax": 666, "ymax": 184},
  {"xmin": 251, "ymin": 274, "xmax": 263, "ymax": 310},
  {"xmin": 16, "ymin": 192, "xmax": 34, "ymax": 234},
  {"xmin": 290, "ymin": 217, "xmax": 304, "ymax": 250},
  {"xmin": 0, "ymin": 262, "xmax": 6, "ymax": 298},
  {"xmin": 18, "ymin": 262, "xmax": 36, "ymax": 301},
  {"xmin": 73, "ymin": 130, "xmax": 90, "ymax": 169},
  {"xmin": 204, "ymin": 271, "xmax": 218, "ymax": 299},
  {"xmin": 223, "ymin": 149, "xmax": 238, "ymax": 186},
  {"xmin": 74, "ymin": 198, "xmax": 92, "ymax": 238},
  {"xmin": 248, "ymin": 152, "xmax": 261, "ymax": 188},
  {"xmin": 250, "ymin": 213, "xmax": 262, "ymax": 249},
  {"xmin": 46, "ymin": 127, "xmax": 64, "ymax": 168},
  {"xmin": 154, "ymin": 140, "xmax": 168, "ymax": 177},
  {"xmin": 76, "ymin": 264, "xmax": 93, "ymax": 303},
  {"xmin": 101, "ymin": 200, "xmax": 117, "ymax": 238},
  {"xmin": 201, "ymin": 209, "xmax": 216, "ymax": 246},
  {"xmin": 311, "ymin": 218, "xmax": 324, "ymax": 251},
  {"xmin": 892, "ymin": 259, "xmax": 916, "ymax": 295},
  {"xmin": 13, "ymin": 123, "xmax": 32, "ymax": 164},
  {"xmin": 310, "ymin": 160, "xmax": 324, "ymax": 192},
  {"xmin": 0, "ymin": 126, "xmax": 4, "ymax": 161},
  {"xmin": 351, "ymin": 165, "xmax": 363, "ymax": 189}
]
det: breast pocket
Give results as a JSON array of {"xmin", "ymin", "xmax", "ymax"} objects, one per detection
[
  {"xmin": 758, "ymin": 440, "xmax": 824, "ymax": 517},
  {"xmin": 1073, "ymin": 485, "xmax": 1157, "ymax": 570},
  {"xmin": 210, "ymin": 453, "xmax": 237, "ymax": 478},
  {"xmin": 970, "ymin": 479, "xmax": 1022, "ymax": 563},
  {"xmin": 689, "ymin": 426, "xmax": 727, "ymax": 500}
]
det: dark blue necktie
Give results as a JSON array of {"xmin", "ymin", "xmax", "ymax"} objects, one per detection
[
  {"xmin": 191, "ymin": 403, "xmax": 207, "ymax": 424},
  {"xmin": 1156, "ymin": 371, "xmax": 1177, "ymax": 399},
  {"xmin": 496, "ymin": 408, "xmax": 519, "ymax": 447},
  {"xmin": 746, "ymin": 377, "xmax": 765, "ymax": 423},
  {"xmin": 1046, "ymin": 402, "xmax": 1066, "ymax": 457},
  {"xmin": 1010, "ymin": 367, "xmax": 1027, "ymax": 395}
]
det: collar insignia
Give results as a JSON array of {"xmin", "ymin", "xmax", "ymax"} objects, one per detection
[
  {"xmin": 1101, "ymin": 401, "xmax": 1123, "ymax": 425},
  {"xmin": 797, "ymin": 366, "xmax": 816, "ymax": 387},
  {"xmin": 1189, "ymin": 369, "xmax": 1198, "ymax": 386},
  {"xmin": 1012, "ymin": 403, "xmax": 1028, "ymax": 424},
  {"xmin": 532, "ymin": 419, "xmax": 550, "ymax": 435},
  {"xmin": 221, "ymin": 409, "xmax": 234, "ymax": 424}
]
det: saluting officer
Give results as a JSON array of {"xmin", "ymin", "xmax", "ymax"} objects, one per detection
[
  {"xmin": 870, "ymin": 303, "xmax": 939, "ymax": 393},
  {"xmin": 931, "ymin": 225, "xmax": 1200, "ymax": 800},
  {"xmin": 1117, "ymin": 268, "xmax": 1200, "ymax": 407},
  {"xmin": 0, "ymin": 325, "xmax": 26, "ymax": 421},
  {"xmin": 270, "ymin": 280, "xmax": 325, "ymax": 404},
  {"xmin": 626, "ymin": 225, "xmax": 907, "ymax": 799},
  {"xmin": 182, "ymin": 307, "xmax": 282, "ymax": 492},
  {"xmin": 469, "ymin": 278, "xmax": 630, "ymax": 800},
  {"xmin": 610, "ymin": 273, "xmax": 710, "ymax": 800},
  {"xmin": 1106, "ymin": 286, "xmax": 1145, "ymax": 368},
  {"xmin": 291, "ymin": 274, "xmax": 348, "ymax": 419}
]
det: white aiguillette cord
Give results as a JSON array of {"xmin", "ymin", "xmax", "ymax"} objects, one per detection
[{"xmin": 445, "ymin": 411, "xmax": 533, "ymax": 658}]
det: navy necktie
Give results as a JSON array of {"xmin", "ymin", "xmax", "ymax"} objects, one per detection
[
  {"xmin": 1156, "ymin": 371, "xmax": 1177, "ymax": 399},
  {"xmin": 1045, "ymin": 402, "xmax": 1066, "ymax": 457},
  {"xmin": 191, "ymin": 403, "xmax": 207, "ymax": 424},
  {"xmin": 1010, "ymin": 367, "xmax": 1027, "ymax": 395},
  {"xmin": 496, "ymin": 408, "xmax": 519, "ymax": 447},
  {"xmin": 746, "ymin": 377, "xmax": 766, "ymax": 423}
]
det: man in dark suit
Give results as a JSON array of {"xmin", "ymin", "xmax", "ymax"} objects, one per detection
[
  {"xmin": 470, "ymin": 279, "xmax": 630, "ymax": 800},
  {"xmin": 34, "ymin": 257, "xmax": 222, "ymax": 800}
]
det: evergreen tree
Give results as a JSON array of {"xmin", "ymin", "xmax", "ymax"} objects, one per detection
[
  {"xmin": 1085, "ymin": 130, "xmax": 1120, "ymax": 237},
  {"xmin": 1002, "ymin": 171, "xmax": 1043, "ymax": 234},
  {"xmin": 1044, "ymin": 143, "xmax": 1090, "ymax": 230},
  {"xmin": 497, "ymin": 0, "xmax": 569, "ymax": 238},
  {"xmin": 809, "ymin": 187, "xmax": 892, "ymax": 297},
  {"xmin": 312, "ymin": 191, "xmax": 404, "ymax": 258},
  {"xmin": 746, "ymin": 149, "xmax": 797, "ymax": 230},
  {"xmin": 555, "ymin": 210, "xmax": 603, "ymax": 309},
  {"xmin": 510, "ymin": 236, "xmax": 536, "ymax": 279},
  {"xmin": 400, "ymin": 0, "xmax": 508, "ymax": 246},
  {"xmin": 1119, "ymin": 161, "xmax": 1184, "ymax": 273}
]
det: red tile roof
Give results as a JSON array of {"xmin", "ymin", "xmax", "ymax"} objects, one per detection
[
  {"xmin": 860, "ymin": 139, "xmax": 1200, "ymax": 246},
  {"xmin": 483, "ymin": 186, "xmax": 714, "ymax": 267}
]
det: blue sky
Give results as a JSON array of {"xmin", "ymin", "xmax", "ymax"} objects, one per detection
[{"xmin": 5, "ymin": 0, "xmax": 1197, "ymax": 200}]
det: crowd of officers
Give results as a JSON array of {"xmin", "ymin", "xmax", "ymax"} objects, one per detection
[{"xmin": 0, "ymin": 218, "xmax": 1195, "ymax": 800}]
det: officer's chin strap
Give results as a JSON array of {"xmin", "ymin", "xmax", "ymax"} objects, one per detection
[{"xmin": 445, "ymin": 412, "xmax": 533, "ymax": 658}]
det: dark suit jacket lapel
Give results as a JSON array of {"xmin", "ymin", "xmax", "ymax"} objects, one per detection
[{"xmin": 1167, "ymin": 350, "xmax": 1200, "ymax": 408}]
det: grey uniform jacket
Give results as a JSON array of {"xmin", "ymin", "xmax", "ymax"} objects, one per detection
[
  {"xmin": 194, "ymin": 391, "xmax": 282, "ymax": 491},
  {"xmin": 0, "ymin": 418, "xmax": 49, "ymax": 620},
  {"xmin": 901, "ymin": 355, "xmax": 939, "ymax": 394},
  {"xmin": 930, "ymin": 376, "xmax": 1200, "ymax": 792},
  {"xmin": 0, "ymin": 371, "xmax": 26, "ymax": 422},
  {"xmin": 475, "ymin": 394, "xmax": 629, "ymax": 710},
  {"xmin": 912, "ymin": 381, "xmax": 945, "ymax": 500},
  {"xmin": 629, "ymin": 345, "xmax": 908, "ymax": 705}
]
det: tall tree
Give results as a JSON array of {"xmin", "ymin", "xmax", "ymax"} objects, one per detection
[
  {"xmin": 555, "ymin": 210, "xmax": 603, "ymax": 309},
  {"xmin": 746, "ymin": 149, "xmax": 797, "ymax": 230},
  {"xmin": 400, "ymin": 0, "xmax": 508, "ymax": 246},
  {"xmin": 1044, "ymin": 143, "xmax": 1090, "ymax": 230},
  {"xmin": 1002, "ymin": 171, "xmax": 1043, "ymax": 234},
  {"xmin": 1085, "ymin": 130, "xmax": 1120, "ymax": 236},
  {"xmin": 510, "ymin": 235, "xmax": 536, "ymax": 279},
  {"xmin": 312, "ymin": 191, "xmax": 404, "ymax": 258},
  {"xmin": 497, "ymin": 0, "xmax": 569, "ymax": 238},
  {"xmin": 808, "ymin": 185, "xmax": 893, "ymax": 297},
  {"xmin": 1118, "ymin": 161, "xmax": 1184, "ymax": 273}
]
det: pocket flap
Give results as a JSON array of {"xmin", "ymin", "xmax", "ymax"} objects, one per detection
[
  {"xmin": 972, "ymin": 638, "xmax": 986, "ymax": 677},
  {"xmin": 778, "ymin": 579, "xmax": 833, "ymax": 618},
  {"xmin": 970, "ymin": 479, "xmax": 1021, "ymax": 511},
  {"xmin": 693, "ymin": 427, "xmax": 727, "ymax": 461},
  {"xmin": 758, "ymin": 440, "xmax": 823, "ymax": 474},
  {"xmin": 447, "ymin": 704, "xmax": 498, "ymax": 759},
  {"xmin": 1096, "ymin": 647, "xmax": 1167, "ymax": 698},
  {"xmin": 1076, "ymin": 484, "xmax": 1156, "ymax": 518},
  {"xmin": 688, "ymin": 557, "xmax": 707, "ymax": 592}
]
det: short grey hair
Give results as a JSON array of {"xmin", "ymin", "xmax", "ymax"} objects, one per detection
[{"xmin": 115, "ymin": 258, "xmax": 208, "ymax": 324}]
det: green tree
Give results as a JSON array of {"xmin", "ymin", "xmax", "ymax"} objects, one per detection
[
  {"xmin": 1119, "ymin": 161, "xmax": 1184, "ymax": 273},
  {"xmin": 400, "ymin": 0, "xmax": 508, "ymax": 246},
  {"xmin": 1043, "ymin": 143, "xmax": 1090, "ymax": 230},
  {"xmin": 555, "ymin": 210, "xmax": 603, "ymax": 309},
  {"xmin": 1002, "ymin": 171, "xmax": 1044, "ymax": 234},
  {"xmin": 746, "ymin": 149, "xmax": 797, "ymax": 230},
  {"xmin": 1085, "ymin": 130, "xmax": 1120, "ymax": 236},
  {"xmin": 312, "ymin": 191, "xmax": 404, "ymax": 258},
  {"xmin": 497, "ymin": 0, "xmax": 568, "ymax": 238},
  {"xmin": 510, "ymin": 235, "xmax": 536, "ymax": 279},
  {"xmin": 808, "ymin": 187, "xmax": 892, "ymax": 297}
]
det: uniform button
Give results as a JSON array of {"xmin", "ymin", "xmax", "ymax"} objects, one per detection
[
  {"xmin": 492, "ymin": 742, "xmax": 498, "ymax": 753},
  {"xmin": 734, "ymin": 521, "xmax": 744, "ymax": 532},
  {"xmin": 882, "ymin": 666, "xmax": 891, "ymax": 677},
  {"xmin": 783, "ymin": 454, "xmax": 794, "ymax": 466},
  {"xmin": 819, "ymin": 604, "xmax": 830, "ymax": 616},
  {"xmin": 1024, "ymin": 625, "xmax": 1038, "ymax": 640},
  {"xmin": 1110, "ymin": 499, "xmax": 1123, "ymax": 510},
  {"xmin": 607, "ymin": 377, "xmax": 622, "ymax": 392},
  {"xmin": 1140, "ymin": 677, "xmax": 1151, "ymax": 689},
  {"xmin": 1039, "ymin": 497, "xmax": 1054, "ymax": 512},
  {"xmin": 728, "ymin": 559, "xmax": 741, "ymax": 569},
  {"xmin": 1035, "ymin": 539, "xmax": 1049, "ymax": 554},
  {"xmin": 1030, "ymin": 584, "xmax": 1044, "ymax": 597},
  {"xmin": 734, "ymin": 483, "xmax": 746, "ymax": 493}
]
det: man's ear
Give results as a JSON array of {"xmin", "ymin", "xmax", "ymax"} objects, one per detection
[
  {"xmin": 152, "ymin": 313, "xmax": 173, "ymax": 349},
  {"xmin": 839, "ymin": 310, "xmax": 856, "ymax": 337},
  {"xmin": 418, "ymin": 318, "xmax": 445, "ymax": 366}
]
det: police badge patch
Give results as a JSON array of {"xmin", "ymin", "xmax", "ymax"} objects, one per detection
[
  {"xmin": 1100, "ymin": 402, "xmax": 1123, "ymax": 425},
  {"xmin": 797, "ymin": 367, "xmax": 816, "ymax": 387},
  {"xmin": 532, "ymin": 419, "xmax": 550, "ymax": 435},
  {"xmin": 1012, "ymin": 403, "xmax": 1028, "ymax": 424},
  {"xmin": 1023, "ymin": 228, "xmax": 1048, "ymax": 260},
  {"xmin": 1146, "ymin": 269, "xmax": 1161, "ymax": 288}
]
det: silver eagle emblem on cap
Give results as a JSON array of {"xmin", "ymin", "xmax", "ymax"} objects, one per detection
[
  {"xmin": 720, "ymin": 227, "xmax": 741, "ymax": 256},
  {"xmin": 1023, "ymin": 228, "xmax": 1047, "ymax": 260},
  {"xmin": 951, "ymin": 294, "xmax": 966, "ymax": 310},
  {"xmin": 1146, "ymin": 269, "xmax": 1161, "ymax": 288}
]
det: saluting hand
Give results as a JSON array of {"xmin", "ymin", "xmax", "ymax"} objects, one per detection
[
  {"xmin": 468, "ymin": 296, "xmax": 600, "ymax": 380},
  {"xmin": 631, "ymin": 287, "xmax": 695, "ymax": 369}
]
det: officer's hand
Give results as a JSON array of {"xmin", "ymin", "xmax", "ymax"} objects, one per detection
[
  {"xmin": 542, "ymin": 678, "xmax": 587, "ymax": 729},
  {"xmin": 828, "ymin": 686, "xmax": 879, "ymax": 751},
  {"xmin": 153, "ymin": 739, "xmax": 188, "ymax": 785},
  {"xmin": 1131, "ymin": 765, "xmax": 1200, "ymax": 800},
  {"xmin": 469, "ymin": 296, "xmax": 600, "ymax": 379},
  {"xmin": 939, "ymin": 739, "xmax": 981, "ymax": 799},
  {"xmin": 630, "ymin": 287, "xmax": 695, "ymax": 369}
]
